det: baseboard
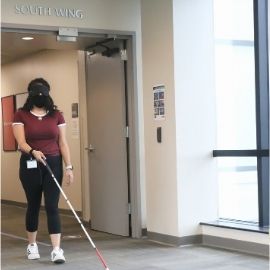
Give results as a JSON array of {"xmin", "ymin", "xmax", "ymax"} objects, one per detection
[
  {"xmin": 146, "ymin": 231, "xmax": 202, "ymax": 246},
  {"xmin": 202, "ymin": 234, "xmax": 269, "ymax": 257},
  {"xmin": 145, "ymin": 230, "xmax": 269, "ymax": 257},
  {"xmin": 1, "ymin": 199, "xmax": 82, "ymax": 217},
  {"xmin": 141, "ymin": 228, "xmax": 147, "ymax": 237}
]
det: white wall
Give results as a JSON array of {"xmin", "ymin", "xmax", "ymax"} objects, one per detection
[
  {"xmin": 1, "ymin": 50, "xmax": 82, "ymax": 210},
  {"xmin": 2, "ymin": 0, "xmax": 141, "ymax": 32},
  {"xmin": 141, "ymin": 0, "xmax": 218, "ymax": 238},
  {"xmin": 141, "ymin": 0, "xmax": 179, "ymax": 236},
  {"xmin": 173, "ymin": 0, "xmax": 218, "ymax": 236}
]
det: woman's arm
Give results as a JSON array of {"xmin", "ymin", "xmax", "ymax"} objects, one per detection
[
  {"xmin": 58, "ymin": 126, "xmax": 74, "ymax": 185},
  {"xmin": 12, "ymin": 124, "xmax": 46, "ymax": 164},
  {"xmin": 13, "ymin": 124, "xmax": 31, "ymax": 153}
]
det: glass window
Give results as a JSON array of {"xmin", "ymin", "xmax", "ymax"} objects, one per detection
[
  {"xmin": 215, "ymin": 43, "xmax": 256, "ymax": 150},
  {"xmin": 214, "ymin": 0, "xmax": 258, "ymax": 222},
  {"xmin": 214, "ymin": 0, "xmax": 256, "ymax": 150},
  {"xmin": 214, "ymin": 0, "xmax": 254, "ymax": 41},
  {"xmin": 217, "ymin": 157, "xmax": 258, "ymax": 222}
]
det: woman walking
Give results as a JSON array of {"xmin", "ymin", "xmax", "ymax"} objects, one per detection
[{"xmin": 12, "ymin": 78, "xmax": 74, "ymax": 263}]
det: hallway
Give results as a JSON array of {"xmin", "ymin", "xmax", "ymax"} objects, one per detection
[{"xmin": 1, "ymin": 203, "xmax": 268, "ymax": 270}]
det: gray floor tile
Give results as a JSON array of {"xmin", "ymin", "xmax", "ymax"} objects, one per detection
[{"xmin": 1, "ymin": 204, "xmax": 269, "ymax": 270}]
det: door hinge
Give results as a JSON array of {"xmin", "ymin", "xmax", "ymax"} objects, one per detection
[
  {"xmin": 125, "ymin": 126, "xmax": 129, "ymax": 138},
  {"xmin": 120, "ymin": 49, "xmax": 128, "ymax": 61},
  {"xmin": 128, "ymin": 203, "xmax": 131, "ymax": 214}
]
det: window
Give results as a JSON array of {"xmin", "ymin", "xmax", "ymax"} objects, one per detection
[
  {"xmin": 217, "ymin": 157, "xmax": 258, "ymax": 222},
  {"xmin": 213, "ymin": 0, "xmax": 269, "ymax": 226}
]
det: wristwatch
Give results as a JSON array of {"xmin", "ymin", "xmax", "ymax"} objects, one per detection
[{"xmin": 65, "ymin": 165, "xmax": 73, "ymax": 170}]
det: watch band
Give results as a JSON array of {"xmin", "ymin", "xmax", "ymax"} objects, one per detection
[{"xmin": 65, "ymin": 165, "xmax": 73, "ymax": 170}]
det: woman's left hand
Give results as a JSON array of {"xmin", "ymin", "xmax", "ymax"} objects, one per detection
[{"xmin": 65, "ymin": 169, "xmax": 74, "ymax": 186}]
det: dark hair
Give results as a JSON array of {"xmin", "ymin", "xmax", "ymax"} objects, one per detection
[{"xmin": 22, "ymin": 78, "xmax": 58, "ymax": 116}]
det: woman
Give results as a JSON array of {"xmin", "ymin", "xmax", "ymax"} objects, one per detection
[{"xmin": 12, "ymin": 78, "xmax": 74, "ymax": 264}]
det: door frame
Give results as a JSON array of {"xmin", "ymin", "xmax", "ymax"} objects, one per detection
[
  {"xmin": 79, "ymin": 34, "xmax": 142, "ymax": 238},
  {"xmin": 2, "ymin": 24, "xmax": 143, "ymax": 238}
]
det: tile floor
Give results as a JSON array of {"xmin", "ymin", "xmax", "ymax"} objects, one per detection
[{"xmin": 2, "ymin": 204, "xmax": 269, "ymax": 270}]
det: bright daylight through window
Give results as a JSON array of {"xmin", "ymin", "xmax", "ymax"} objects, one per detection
[{"xmin": 213, "ymin": 0, "xmax": 258, "ymax": 222}]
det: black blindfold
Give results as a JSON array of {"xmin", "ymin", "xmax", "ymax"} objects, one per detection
[{"xmin": 29, "ymin": 84, "xmax": 49, "ymax": 96}]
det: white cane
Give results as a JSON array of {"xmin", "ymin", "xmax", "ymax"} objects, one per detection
[{"xmin": 44, "ymin": 160, "xmax": 110, "ymax": 270}]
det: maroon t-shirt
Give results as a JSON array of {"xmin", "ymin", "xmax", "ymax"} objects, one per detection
[{"xmin": 13, "ymin": 109, "xmax": 66, "ymax": 156}]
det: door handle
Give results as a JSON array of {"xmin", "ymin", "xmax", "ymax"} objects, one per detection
[{"xmin": 85, "ymin": 144, "xmax": 96, "ymax": 152}]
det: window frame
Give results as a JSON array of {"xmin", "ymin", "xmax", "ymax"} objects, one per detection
[
  {"xmin": 253, "ymin": 0, "xmax": 269, "ymax": 227},
  {"xmin": 213, "ymin": 0, "xmax": 269, "ymax": 227}
]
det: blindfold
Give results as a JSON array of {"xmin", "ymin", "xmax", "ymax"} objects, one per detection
[{"xmin": 29, "ymin": 84, "xmax": 49, "ymax": 96}]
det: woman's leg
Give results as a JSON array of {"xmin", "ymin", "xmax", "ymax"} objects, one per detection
[
  {"xmin": 27, "ymin": 231, "xmax": 38, "ymax": 244},
  {"xmin": 49, "ymin": 234, "xmax": 61, "ymax": 249},
  {"xmin": 19, "ymin": 155, "xmax": 43, "ymax": 244},
  {"xmin": 42, "ymin": 156, "xmax": 63, "ymax": 248},
  {"xmin": 43, "ymin": 156, "xmax": 66, "ymax": 263}
]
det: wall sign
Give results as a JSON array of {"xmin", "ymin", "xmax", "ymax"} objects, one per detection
[
  {"xmin": 153, "ymin": 85, "xmax": 165, "ymax": 120},
  {"xmin": 15, "ymin": 4, "xmax": 84, "ymax": 19}
]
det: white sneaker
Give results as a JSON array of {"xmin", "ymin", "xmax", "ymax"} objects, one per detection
[
  {"xmin": 51, "ymin": 247, "xmax": 65, "ymax": 264},
  {"xmin": 27, "ymin": 243, "xmax": 40, "ymax": 260}
]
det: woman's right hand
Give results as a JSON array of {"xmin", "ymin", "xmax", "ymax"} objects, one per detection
[{"xmin": 32, "ymin": 150, "xmax": 46, "ymax": 165}]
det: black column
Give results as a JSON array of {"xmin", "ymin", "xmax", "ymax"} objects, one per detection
[{"xmin": 253, "ymin": 0, "xmax": 269, "ymax": 227}]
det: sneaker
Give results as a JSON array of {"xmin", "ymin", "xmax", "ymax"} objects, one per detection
[
  {"xmin": 27, "ymin": 243, "xmax": 40, "ymax": 260},
  {"xmin": 51, "ymin": 247, "xmax": 65, "ymax": 264}
]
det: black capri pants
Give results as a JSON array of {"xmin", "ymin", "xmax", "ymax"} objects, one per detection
[{"xmin": 19, "ymin": 154, "xmax": 63, "ymax": 234}]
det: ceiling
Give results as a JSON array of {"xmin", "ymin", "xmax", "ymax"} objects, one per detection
[{"xmin": 1, "ymin": 31, "xmax": 110, "ymax": 64}]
